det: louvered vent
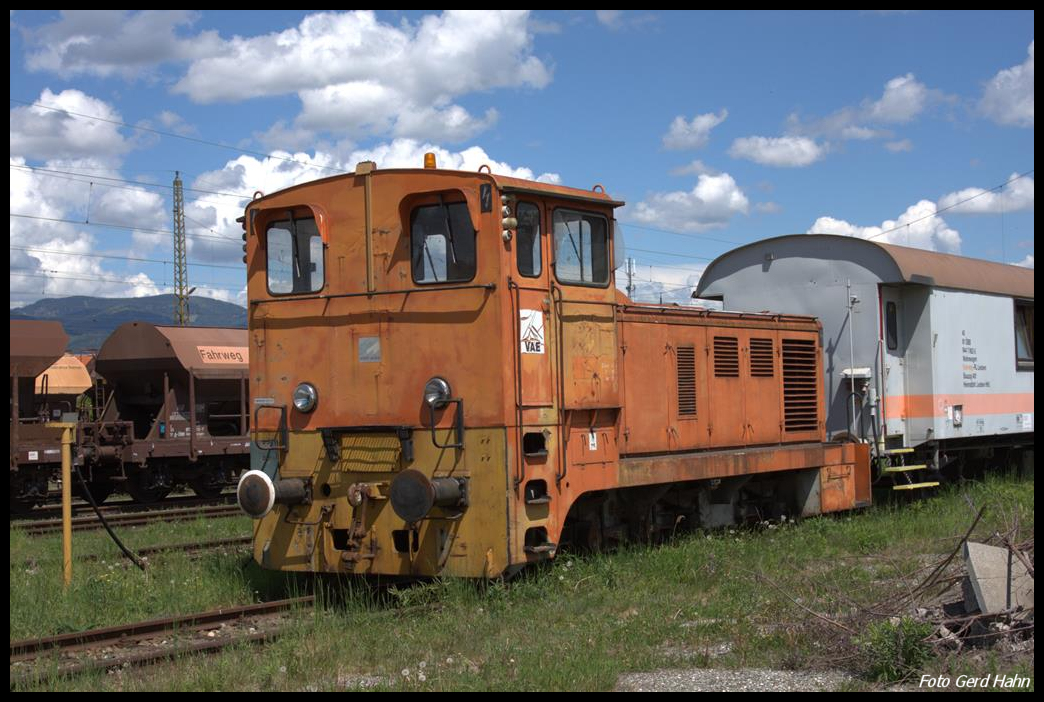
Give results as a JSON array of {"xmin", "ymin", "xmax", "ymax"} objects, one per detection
[
  {"xmin": 782, "ymin": 338, "xmax": 818, "ymax": 432},
  {"xmin": 677, "ymin": 345, "xmax": 696, "ymax": 416},
  {"xmin": 713, "ymin": 336, "xmax": 739, "ymax": 377},
  {"xmin": 750, "ymin": 338, "xmax": 774, "ymax": 377}
]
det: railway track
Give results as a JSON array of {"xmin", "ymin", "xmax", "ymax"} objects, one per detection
[
  {"xmin": 12, "ymin": 504, "xmax": 245, "ymax": 536},
  {"xmin": 10, "ymin": 596, "xmax": 314, "ymax": 688},
  {"xmin": 13, "ymin": 493, "xmax": 237, "ymax": 522}
]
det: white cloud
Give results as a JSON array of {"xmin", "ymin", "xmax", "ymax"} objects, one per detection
[
  {"xmin": 865, "ymin": 73, "xmax": 929, "ymax": 124},
  {"xmin": 662, "ymin": 110, "xmax": 728, "ymax": 150},
  {"xmin": 1012, "ymin": 254, "xmax": 1034, "ymax": 269},
  {"xmin": 10, "ymin": 91, "xmax": 174, "ymax": 306},
  {"xmin": 937, "ymin": 173, "xmax": 1034, "ymax": 215},
  {"xmin": 808, "ymin": 200, "xmax": 961, "ymax": 253},
  {"xmin": 729, "ymin": 136, "xmax": 826, "ymax": 168},
  {"xmin": 594, "ymin": 10, "xmax": 657, "ymax": 31},
  {"xmin": 980, "ymin": 41, "xmax": 1034, "ymax": 127},
  {"xmin": 670, "ymin": 160, "xmax": 718, "ymax": 177},
  {"xmin": 173, "ymin": 11, "xmax": 550, "ymax": 144},
  {"xmin": 884, "ymin": 139, "xmax": 913, "ymax": 153},
  {"xmin": 10, "ymin": 89, "xmax": 132, "ymax": 162},
  {"xmin": 631, "ymin": 172, "xmax": 749, "ymax": 232},
  {"xmin": 25, "ymin": 10, "xmax": 221, "ymax": 79},
  {"xmin": 595, "ymin": 10, "xmax": 623, "ymax": 28},
  {"xmin": 10, "ymin": 160, "xmax": 165, "ymax": 303},
  {"xmin": 785, "ymin": 74, "xmax": 947, "ymax": 150}
]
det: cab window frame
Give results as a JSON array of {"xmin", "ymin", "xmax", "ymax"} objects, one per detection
[
  {"xmin": 551, "ymin": 207, "xmax": 611, "ymax": 289},
  {"xmin": 409, "ymin": 199, "xmax": 478, "ymax": 286}
]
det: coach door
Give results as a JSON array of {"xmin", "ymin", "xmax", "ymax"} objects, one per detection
[{"xmin": 880, "ymin": 286, "xmax": 907, "ymax": 442}]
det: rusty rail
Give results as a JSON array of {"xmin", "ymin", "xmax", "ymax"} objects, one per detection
[
  {"xmin": 10, "ymin": 596, "xmax": 315, "ymax": 687},
  {"xmin": 13, "ymin": 504, "xmax": 243, "ymax": 536}
]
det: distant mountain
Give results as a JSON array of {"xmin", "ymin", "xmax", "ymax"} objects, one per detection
[{"xmin": 11, "ymin": 295, "xmax": 247, "ymax": 352}]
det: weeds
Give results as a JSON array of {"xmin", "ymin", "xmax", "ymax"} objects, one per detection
[{"xmin": 857, "ymin": 617, "xmax": 936, "ymax": 682}]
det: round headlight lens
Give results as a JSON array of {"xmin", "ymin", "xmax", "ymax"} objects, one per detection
[
  {"xmin": 423, "ymin": 377, "xmax": 451, "ymax": 408},
  {"xmin": 292, "ymin": 382, "xmax": 318, "ymax": 413}
]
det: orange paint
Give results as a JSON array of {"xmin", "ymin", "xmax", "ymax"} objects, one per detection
[{"xmin": 885, "ymin": 392, "xmax": 1034, "ymax": 419}]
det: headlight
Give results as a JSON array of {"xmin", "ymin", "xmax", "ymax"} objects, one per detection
[
  {"xmin": 423, "ymin": 377, "xmax": 451, "ymax": 409},
  {"xmin": 292, "ymin": 382, "xmax": 318, "ymax": 412}
]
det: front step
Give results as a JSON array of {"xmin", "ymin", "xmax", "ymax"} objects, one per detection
[
  {"xmin": 893, "ymin": 481, "xmax": 940, "ymax": 491},
  {"xmin": 882, "ymin": 464, "xmax": 928, "ymax": 473}
]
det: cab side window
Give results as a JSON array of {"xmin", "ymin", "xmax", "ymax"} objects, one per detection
[
  {"xmin": 410, "ymin": 202, "xmax": 477, "ymax": 284},
  {"xmin": 516, "ymin": 202, "xmax": 541, "ymax": 277},
  {"xmin": 553, "ymin": 209, "xmax": 609, "ymax": 286}
]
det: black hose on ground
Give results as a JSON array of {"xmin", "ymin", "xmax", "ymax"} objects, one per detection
[{"xmin": 73, "ymin": 466, "xmax": 147, "ymax": 572}]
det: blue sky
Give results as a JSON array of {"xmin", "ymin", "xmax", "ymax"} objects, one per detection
[{"xmin": 9, "ymin": 10, "xmax": 1034, "ymax": 308}]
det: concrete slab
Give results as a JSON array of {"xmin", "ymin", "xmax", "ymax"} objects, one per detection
[{"xmin": 962, "ymin": 541, "xmax": 1034, "ymax": 614}]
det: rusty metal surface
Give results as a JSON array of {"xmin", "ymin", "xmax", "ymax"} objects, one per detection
[
  {"xmin": 618, "ymin": 442, "xmax": 855, "ymax": 486},
  {"xmin": 96, "ymin": 322, "xmax": 248, "ymax": 380},
  {"xmin": 10, "ymin": 320, "xmax": 68, "ymax": 377},
  {"xmin": 34, "ymin": 354, "xmax": 92, "ymax": 396}
]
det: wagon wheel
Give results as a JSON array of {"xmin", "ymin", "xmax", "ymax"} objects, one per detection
[
  {"xmin": 9, "ymin": 494, "xmax": 37, "ymax": 516},
  {"xmin": 126, "ymin": 470, "xmax": 173, "ymax": 503},
  {"xmin": 74, "ymin": 479, "xmax": 115, "ymax": 505},
  {"xmin": 188, "ymin": 473, "xmax": 227, "ymax": 500}
]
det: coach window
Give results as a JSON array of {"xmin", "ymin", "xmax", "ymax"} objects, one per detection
[
  {"xmin": 411, "ymin": 201, "xmax": 477, "ymax": 284},
  {"xmin": 266, "ymin": 214, "xmax": 324, "ymax": 295},
  {"xmin": 553, "ymin": 209, "xmax": 609, "ymax": 286},
  {"xmin": 885, "ymin": 302, "xmax": 898, "ymax": 350},
  {"xmin": 1015, "ymin": 299, "xmax": 1033, "ymax": 371},
  {"xmin": 517, "ymin": 202, "xmax": 541, "ymax": 277}
]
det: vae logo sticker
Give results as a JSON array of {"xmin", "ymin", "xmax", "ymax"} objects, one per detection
[{"xmin": 520, "ymin": 310, "xmax": 545, "ymax": 354}]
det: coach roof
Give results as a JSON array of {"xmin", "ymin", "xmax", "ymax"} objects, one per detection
[{"xmin": 699, "ymin": 234, "xmax": 1034, "ymax": 300}]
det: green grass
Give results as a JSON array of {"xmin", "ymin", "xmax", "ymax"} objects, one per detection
[{"xmin": 10, "ymin": 474, "xmax": 1034, "ymax": 691}]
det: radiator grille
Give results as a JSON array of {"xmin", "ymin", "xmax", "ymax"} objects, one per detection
[
  {"xmin": 677, "ymin": 345, "xmax": 696, "ymax": 416},
  {"xmin": 750, "ymin": 338, "xmax": 774, "ymax": 377},
  {"xmin": 713, "ymin": 336, "xmax": 739, "ymax": 377},
  {"xmin": 782, "ymin": 338, "xmax": 818, "ymax": 432}
]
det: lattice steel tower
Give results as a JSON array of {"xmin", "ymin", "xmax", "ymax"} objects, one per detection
[{"xmin": 172, "ymin": 171, "xmax": 189, "ymax": 325}]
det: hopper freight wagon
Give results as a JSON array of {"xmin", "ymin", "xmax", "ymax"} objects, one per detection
[
  {"xmin": 236, "ymin": 157, "xmax": 870, "ymax": 579},
  {"xmin": 83, "ymin": 322, "xmax": 252, "ymax": 502},
  {"xmin": 10, "ymin": 320, "xmax": 72, "ymax": 511},
  {"xmin": 696, "ymin": 234, "xmax": 1034, "ymax": 488}
]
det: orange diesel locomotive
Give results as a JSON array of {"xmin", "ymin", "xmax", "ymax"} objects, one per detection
[{"xmin": 237, "ymin": 158, "xmax": 871, "ymax": 578}]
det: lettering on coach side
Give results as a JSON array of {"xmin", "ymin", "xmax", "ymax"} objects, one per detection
[{"xmin": 196, "ymin": 346, "xmax": 249, "ymax": 364}]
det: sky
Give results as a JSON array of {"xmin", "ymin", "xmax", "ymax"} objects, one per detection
[{"xmin": 9, "ymin": 10, "xmax": 1035, "ymax": 309}]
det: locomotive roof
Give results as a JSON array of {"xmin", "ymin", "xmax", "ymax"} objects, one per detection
[
  {"xmin": 249, "ymin": 166, "xmax": 625, "ymax": 209},
  {"xmin": 10, "ymin": 320, "xmax": 68, "ymax": 378},
  {"xmin": 96, "ymin": 322, "xmax": 248, "ymax": 378},
  {"xmin": 699, "ymin": 234, "xmax": 1034, "ymax": 300}
]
